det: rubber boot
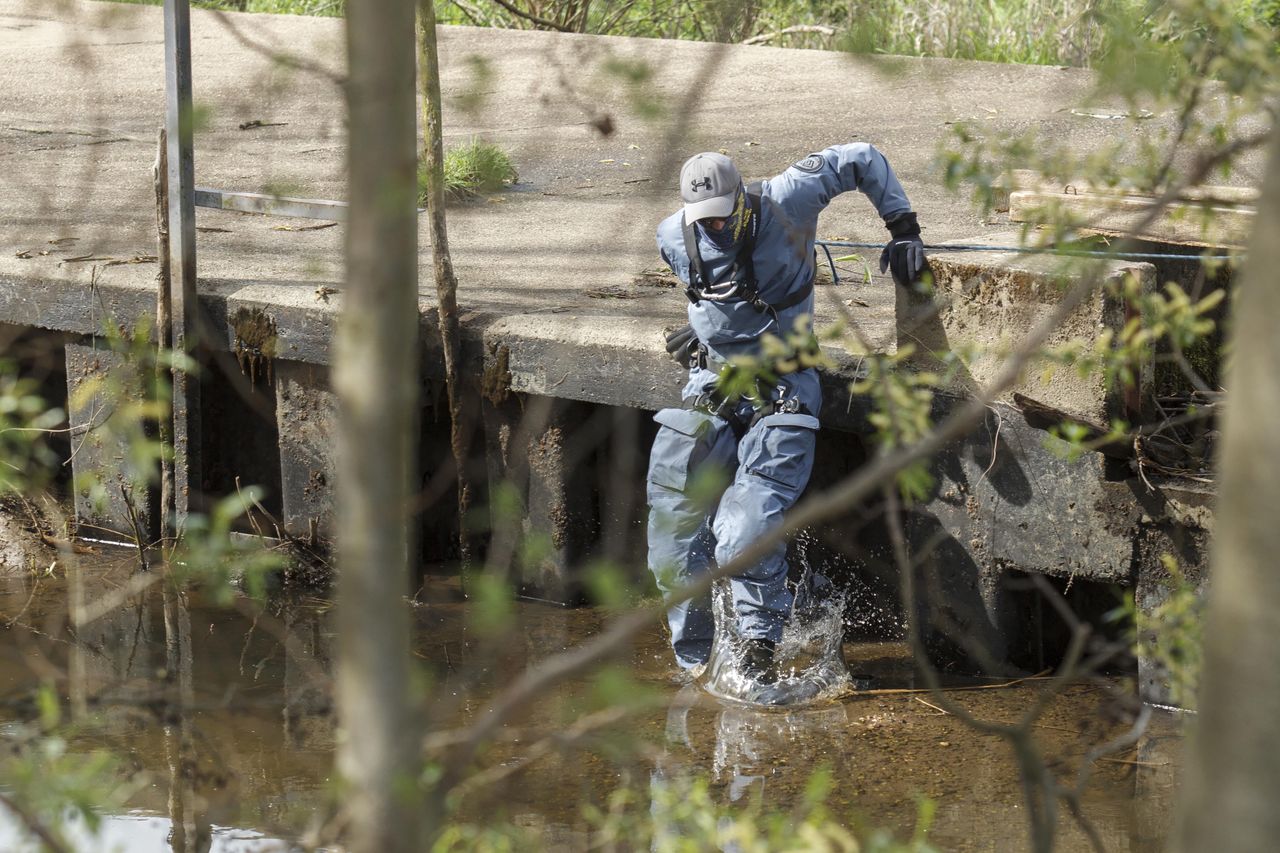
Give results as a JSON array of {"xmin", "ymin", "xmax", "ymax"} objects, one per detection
[{"xmin": 741, "ymin": 638, "xmax": 777, "ymax": 685}]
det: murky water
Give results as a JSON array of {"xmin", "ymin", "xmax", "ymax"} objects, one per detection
[{"xmin": 0, "ymin": 549, "xmax": 1184, "ymax": 851}]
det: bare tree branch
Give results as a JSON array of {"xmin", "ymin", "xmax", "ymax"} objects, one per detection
[
  {"xmin": 743, "ymin": 24, "xmax": 837, "ymax": 46},
  {"xmin": 483, "ymin": 0, "xmax": 576, "ymax": 32},
  {"xmin": 208, "ymin": 9, "xmax": 345, "ymax": 86},
  {"xmin": 418, "ymin": 0, "xmax": 476, "ymax": 572}
]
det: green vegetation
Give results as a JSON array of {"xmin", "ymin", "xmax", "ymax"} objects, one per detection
[
  {"xmin": 1113, "ymin": 556, "xmax": 1204, "ymax": 709},
  {"xmin": 421, "ymin": 137, "xmax": 518, "ymax": 203},
  {"xmin": 111, "ymin": 0, "xmax": 345, "ymax": 15},
  {"xmin": 105, "ymin": 0, "xmax": 1280, "ymax": 68},
  {"xmin": 431, "ymin": 0, "xmax": 1120, "ymax": 63},
  {"xmin": 436, "ymin": 772, "xmax": 938, "ymax": 852}
]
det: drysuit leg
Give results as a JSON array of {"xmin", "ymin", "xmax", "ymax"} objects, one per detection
[
  {"xmin": 646, "ymin": 407, "xmax": 737, "ymax": 668},
  {"xmin": 713, "ymin": 411, "xmax": 820, "ymax": 643}
]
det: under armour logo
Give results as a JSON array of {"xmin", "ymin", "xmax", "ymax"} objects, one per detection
[{"xmin": 690, "ymin": 177, "xmax": 712, "ymax": 192}]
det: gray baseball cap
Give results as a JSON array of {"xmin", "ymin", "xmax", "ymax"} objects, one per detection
[{"xmin": 680, "ymin": 152, "xmax": 741, "ymax": 222}]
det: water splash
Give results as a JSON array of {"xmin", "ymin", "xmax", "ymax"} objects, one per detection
[
  {"xmin": 698, "ymin": 529, "xmax": 918, "ymax": 706},
  {"xmin": 700, "ymin": 577, "xmax": 854, "ymax": 707},
  {"xmin": 795, "ymin": 528, "xmax": 908, "ymax": 639}
]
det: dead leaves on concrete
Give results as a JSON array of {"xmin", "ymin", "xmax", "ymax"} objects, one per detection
[
  {"xmin": 587, "ymin": 270, "xmax": 680, "ymax": 299},
  {"xmin": 13, "ymin": 236, "xmax": 155, "ymax": 267}
]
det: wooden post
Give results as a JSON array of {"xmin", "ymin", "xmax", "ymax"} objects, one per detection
[{"xmin": 163, "ymin": 0, "xmax": 201, "ymax": 524}]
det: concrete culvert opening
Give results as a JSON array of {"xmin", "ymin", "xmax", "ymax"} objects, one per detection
[
  {"xmin": 199, "ymin": 351, "xmax": 284, "ymax": 532},
  {"xmin": 0, "ymin": 323, "xmax": 74, "ymax": 496}
]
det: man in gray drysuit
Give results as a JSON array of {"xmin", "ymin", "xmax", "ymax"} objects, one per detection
[{"xmin": 647, "ymin": 145, "xmax": 926, "ymax": 682}]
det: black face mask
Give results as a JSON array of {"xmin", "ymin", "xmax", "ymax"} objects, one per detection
[{"xmin": 699, "ymin": 184, "xmax": 749, "ymax": 252}]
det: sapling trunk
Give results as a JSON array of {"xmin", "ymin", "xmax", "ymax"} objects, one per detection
[
  {"xmin": 1177, "ymin": 125, "xmax": 1280, "ymax": 852},
  {"xmin": 417, "ymin": 0, "xmax": 475, "ymax": 574},
  {"xmin": 335, "ymin": 0, "xmax": 421, "ymax": 849}
]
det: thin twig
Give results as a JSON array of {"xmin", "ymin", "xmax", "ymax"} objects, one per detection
[
  {"xmin": 118, "ymin": 483, "xmax": 151, "ymax": 572},
  {"xmin": 3, "ymin": 576, "xmax": 42, "ymax": 629},
  {"xmin": 862, "ymin": 669, "xmax": 1053, "ymax": 696},
  {"xmin": 231, "ymin": 598, "xmax": 330, "ymax": 691},
  {"xmin": 913, "ymin": 696, "xmax": 948, "ymax": 715},
  {"xmin": 449, "ymin": 706, "xmax": 634, "ymax": 798},
  {"xmin": 208, "ymin": 10, "xmax": 344, "ymax": 84},
  {"xmin": 419, "ymin": 0, "xmax": 477, "ymax": 575},
  {"xmin": 234, "ymin": 476, "xmax": 268, "ymax": 541},
  {"xmin": 1097, "ymin": 755, "xmax": 1167, "ymax": 768},
  {"xmin": 973, "ymin": 404, "xmax": 1004, "ymax": 490}
]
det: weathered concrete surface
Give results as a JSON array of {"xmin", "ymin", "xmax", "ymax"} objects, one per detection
[
  {"xmin": 915, "ymin": 401, "xmax": 1139, "ymax": 583},
  {"xmin": 65, "ymin": 340, "xmax": 157, "ymax": 543},
  {"xmin": 2, "ymin": 0, "xmax": 1260, "ymax": 414},
  {"xmin": 0, "ymin": 499, "xmax": 54, "ymax": 574},
  {"xmin": 1132, "ymin": 480, "xmax": 1212, "ymax": 706},
  {"xmin": 906, "ymin": 246, "xmax": 1156, "ymax": 425},
  {"xmin": 522, "ymin": 401, "xmax": 598, "ymax": 602},
  {"xmin": 273, "ymin": 360, "xmax": 336, "ymax": 539}
]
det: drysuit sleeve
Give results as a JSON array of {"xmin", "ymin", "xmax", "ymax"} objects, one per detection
[{"xmin": 768, "ymin": 143, "xmax": 912, "ymax": 228}]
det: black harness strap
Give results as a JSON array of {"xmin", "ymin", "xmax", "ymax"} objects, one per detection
[
  {"xmin": 681, "ymin": 186, "xmax": 759, "ymax": 304},
  {"xmin": 763, "ymin": 282, "xmax": 817, "ymax": 313},
  {"xmin": 746, "ymin": 396, "xmax": 812, "ymax": 430},
  {"xmin": 684, "ymin": 385, "xmax": 814, "ymax": 432}
]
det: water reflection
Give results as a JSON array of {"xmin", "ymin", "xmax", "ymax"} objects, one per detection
[
  {"xmin": 0, "ymin": 811, "xmax": 294, "ymax": 853},
  {"xmin": 648, "ymin": 676, "xmax": 1177, "ymax": 852},
  {"xmin": 0, "ymin": 557, "xmax": 1184, "ymax": 852},
  {"xmin": 0, "ymin": 556, "xmax": 333, "ymax": 852},
  {"xmin": 162, "ymin": 582, "xmax": 209, "ymax": 853}
]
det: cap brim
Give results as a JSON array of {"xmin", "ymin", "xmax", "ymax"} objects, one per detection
[{"xmin": 683, "ymin": 194, "xmax": 735, "ymax": 222}]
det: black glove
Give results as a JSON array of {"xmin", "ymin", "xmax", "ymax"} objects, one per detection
[
  {"xmin": 879, "ymin": 211, "xmax": 927, "ymax": 286},
  {"xmin": 664, "ymin": 323, "xmax": 699, "ymax": 367}
]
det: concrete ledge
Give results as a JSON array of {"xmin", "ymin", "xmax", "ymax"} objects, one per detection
[
  {"xmin": 904, "ymin": 249, "xmax": 1156, "ymax": 426},
  {"xmin": 274, "ymin": 360, "xmax": 337, "ymax": 540}
]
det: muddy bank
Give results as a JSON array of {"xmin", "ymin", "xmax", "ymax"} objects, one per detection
[{"xmin": 0, "ymin": 496, "xmax": 57, "ymax": 576}]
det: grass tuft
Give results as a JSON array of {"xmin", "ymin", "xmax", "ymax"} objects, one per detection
[{"xmin": 420, "ymin": 138, "xmax": 518, "ymax": 204}]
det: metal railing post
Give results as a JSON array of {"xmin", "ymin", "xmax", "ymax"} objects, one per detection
[{"xmin": 163, "ymin": 0, "xmax": 202, "ymax": 525}]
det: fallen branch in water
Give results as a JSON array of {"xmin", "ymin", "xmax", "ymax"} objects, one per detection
[{"xmin": 860, "ymin": 669, "xmax": 1053, "ymax": 697}]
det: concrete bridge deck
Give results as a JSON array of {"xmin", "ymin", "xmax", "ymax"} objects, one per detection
[{"xmin": 1, "ymin": 0, "xmax": 1179, "ymax": 412}]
